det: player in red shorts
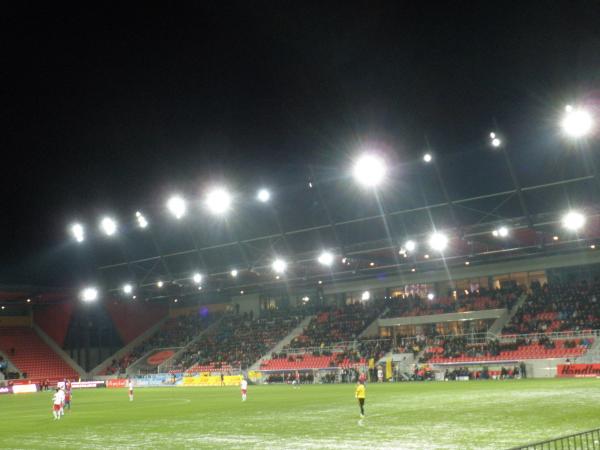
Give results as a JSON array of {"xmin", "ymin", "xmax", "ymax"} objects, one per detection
[
  {"xmin": 52, "ymin": 387, "xmax": 64, "ymax": 420},
  {"xmin": 240, "ymin": 377, "xmax": 248, "ymax": 402},
  {"xmin": 128, "ymin": 379, "xmax": 134, "ymax": 402}
]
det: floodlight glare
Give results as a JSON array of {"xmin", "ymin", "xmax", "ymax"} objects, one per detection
[
  {"xmin": 157, "ymin": 280, "xmax": 164, "ymax": 288},
  {"xmin": 167, "ymin": 195, "xmax": 187, "ymax": 219},
  {"xmin": 257, "ymin": 189, "xmax": 271, "ymax": 203},
  {"xmin": 135, "ymin": 211, "xmax": 148, "ymax": 229},
  {"xmin": 562, "ymin": 211, "xmax": 586, "ymax": 231},
  {"xmin": 70, "ymin": 223, "xmax": 85, "ymax": 243},
  {"xmin": 352, "ymin": 153, "xmax": 386, "ymax": 187},
  {"xmin": 123, "ymin": 284, "xmax": 133, "ymax": 295},
  {"xmin": 100, "ymin": 217, "xmax": 117, "ymax": 236},
  {"xmin": 428, "ymin": 232, "xmax": 449, "ymax": 252},
  {"xmin": 404, "ymin": 240, "xmax": 416, "ymax": 252},
  {"xmin": 302, "ymin": 296, "xmax": 310, "ymax": 303},
  {"xmin": 205, "ymin": 188, "xmax": 232, "ymax": 215},
  {"xmin": 317, "ymin": 251, "xmax": 334, "ymax": 266},
  {"xmin": 230, "ymin": 269, "xmax": 238, "ymax": 278},
  {"xmin": 491, "ymin": 138, "xmax": 502, "ymax": 147},
  {"xmin": 490, "ymin": 132, "xmax": 496, "ymax": 139},
  {"xmin": 493, "ymin": 226, "xmax": 509, "ymax": 238},
  {"xmin": 423, "ymin": 153, "xmax": 432, "ymax": 163},
  {"xmin": 361, "ymin": 291, "xmax": 371, "ymax": 301},
  {"xmin": 272, "ymin": 258, "xmax": 287, "ymax": 274},
  {"xmin": 427, "ymin": 293, "xmax": 435, "ymax": 300},
  {"xmin": 562, "ymin": 105, "xmax": 594, "ymax": 138},
  {"xmin": 81, "ymin": 287, "xmax": 98, "ymax": 303},
  {"xmin": 192, "ymin": 273, "xmax": 202, "ymax": 284}
]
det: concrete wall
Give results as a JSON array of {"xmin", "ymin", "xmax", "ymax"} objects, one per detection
[
  {"xmin": 230, "ymin": 293, "xmax": 260, "ymax": 316},
  {"xmin": 379, "ymin": 308, "xmax": 505, "ymax": 327}
]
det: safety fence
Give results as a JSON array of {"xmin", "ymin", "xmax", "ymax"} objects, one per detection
[{"xmin": 509, "ymin": 427, "xmax": 600, "ymax": 449}]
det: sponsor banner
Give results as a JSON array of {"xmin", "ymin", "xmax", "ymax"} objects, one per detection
[
  {"xmin": 0, "ymin": 386, "xmax": 13, "ymax": 395},
  {"xmin": 107, "ymin": 378, "xmax": 128, "ymax": 388},
  {"xmin": 58, "ymin": 381, "xmax": 105, "ymax": 389},
  {"xmin": 131, "ymin": 374, "xmax": 182, "ymax": 387},
  {"xmin": 12, "ymin": 384, "xmax": 38, "ymax": 394},
  {"xmin": 182, "ymin": 375, "xmax": 242, "ymax": 387},
  {"xmin": 247, "ymin": 371, "xmax": 262, "ymax": 382},
  {"xmin": 557, "ymin": 364, "xmax": 600, "ymax": 378}
]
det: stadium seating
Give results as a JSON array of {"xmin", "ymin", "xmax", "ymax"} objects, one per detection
[
  {"xmin": 0, "ymin": 327, "xmax": 79, "ymax": 380},
  {"xmin": 260, "ymin": 353, "xmax": 367, "ymax": 370},
  {"xmin": 426, "ymin": 338, "xmax": 593, "ymax": 363},
  {"xmin": 503, "ymin": 281, "xmax": 600, "ymax": 335},
  {"xmin": 286, "ymin": 301, "xmax": 384, "ymax": 349},
  {"xmin": 175, "ymin": 310, "xmax": 304, "ymax": 372},
  {"xmin": 104, "ymin": 310, "xmax": 219, "ymax": 375},
  {"xmin": 384, "ymin": 288, "xmax": 519, "ymax": 319}
]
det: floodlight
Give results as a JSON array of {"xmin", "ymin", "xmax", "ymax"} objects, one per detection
[
  {"xmin": 272, "ymin": 258, "xmax": 287, "ymax": 274},
  {"xmin": 230, "ymin": 269, "xmax": 238, "ymax": 278},
  {"xmin": 562, "ymin": 105, "xmax": 594, "ymax": 138},
  {"xmin": 123, "ymin": 284, "xmax": 133, "ymax": 295},
  {"xmin": 405, "ymin": 240, "xmax": 416, "ymax": 252},
  {"xmin": 81, "ymin": 287, "xmax": 98, "ymax": 302},
  {"xmin": 100, "ymin": 217, "xmax": 117, "ymax": 236},
  {"xmin": 491, "ymin": 138, "xmax": 501, "ymax": 147},
  {"xmin": 562, "ymin": 211, "xmax": 586, "ymax": 231},
  {"xmin": 493, "ymin": 226, "xmax": 509, "ymax": 238},
  {"xmin": 240, "ymin": 290, "xmax": 244, "ymax": 295},
  {"xmin": 157, "ymin": 280, "xmax": 164, "ymax": 288},
  {"xmin": 302, "ymin": 296, "xmax": 310, "ymax": 303},
  {"xmin": 70, "ymin": 223, "xmax": 85, "ymax": 243},
  {"xmin": 205, "ymin": 188, "xmax": 232, "ymax": 215},
  {"xmin": 352, "ymin": 153, "xmax": 386, "ymax": 187},
  {"xmin": 490, "ymin": 132, "xmax": 496, "ymax": 139},
  {"xmin": 192, "ymin": 273, "xmax": 202, "ymax": 284},
  {"xmin": 423, "ymin": 153, "xmax": 432, "ymax": 163},
  {"xmin": 317, "ymin": 251, "xmax": 334, "ymax": 266},
  {"xmin": 167, "ymin": 196, "xmax": 187, "ymax": 219},
  {"xmin": 427, "ymin": 293, "xmax": 435, "ymax": 300},
  {"xmin": 318, "ymin": 280, "xmax": 323, "ymax": 285},
  {"xmin": 428, "ymin": 232, "xmax": 448, "ymax": 252},
  {"xmin": 135, "ymin": 211, "xmax": 148, "ymax": 229},
  {"xmin": 361, "ymin": 291, "xmax": 371, "ymax": 301},
  {"xmin": 257, "ymin": 189, "xmax": 271, "ymax": 203}
]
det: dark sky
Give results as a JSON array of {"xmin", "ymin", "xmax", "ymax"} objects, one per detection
[{"xmin": 1, "ymin": 2, "xmax": 600, "ymax": 286}]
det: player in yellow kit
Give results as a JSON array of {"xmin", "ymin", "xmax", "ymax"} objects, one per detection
[{"xmin": 355, "ymin": 380, "xmax": 366, "ymax": 418}]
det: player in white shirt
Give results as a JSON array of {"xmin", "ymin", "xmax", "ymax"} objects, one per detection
[
  {"xmin": 128, "ymin": 379, "xmax": 134, "ymax": 402},
  {"xmin": 52, "ymin": 388, "xmax": 64, "ymax": 420},
  {"xmin": 240, "ymin": 377, "xmax": 248, "ymax": 402}
]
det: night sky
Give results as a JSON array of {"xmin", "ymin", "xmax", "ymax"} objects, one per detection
[{"xmin": 2, "ymin": 3, "xmax": 600, "ymax": 286}]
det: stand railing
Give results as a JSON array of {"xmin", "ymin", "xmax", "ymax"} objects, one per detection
[{"xmin": 508, "ymin": 427, "xmax": 600, "ymax": 449}]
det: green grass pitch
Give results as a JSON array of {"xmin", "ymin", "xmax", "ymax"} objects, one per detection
[{"xmin": 1, "ymin": 378, "xmax": 599, "ymax": 449}]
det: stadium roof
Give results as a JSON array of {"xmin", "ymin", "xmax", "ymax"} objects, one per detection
[{"xmin": 84, "ymin": 140, "xmax": 600, "ymax": 300}]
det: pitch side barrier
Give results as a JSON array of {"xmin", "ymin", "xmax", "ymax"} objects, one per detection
[{"xmin": 508, "ymin": 427, "xmax": 600, "ymax": 449}]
